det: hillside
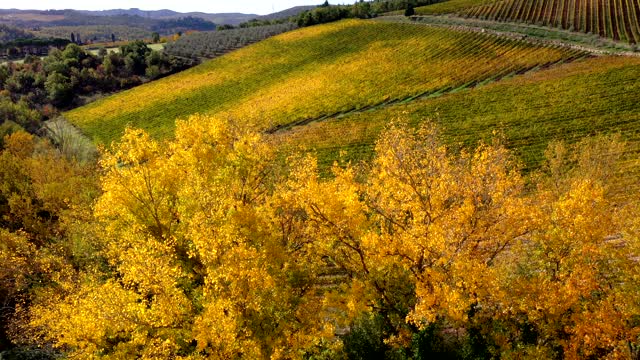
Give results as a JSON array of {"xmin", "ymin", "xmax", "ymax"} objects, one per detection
[
  {"xmin": 277, "ymin": 55, "xmax": 640, "ymax": 175},
  {"xmin": 257, "ymin": 6, "xmax": 317, "ymax": 20},
  {"xmin": 415, "ymin": 0, "xmax": 640, "ymax": 44},
  {"xmin": 0, "ymin": 7, "xmax": 312, "ymax": 27},
  {"xmin": 464, "ymin": 0, "xmax": 640, "ymax": 43},
  {"xmin": 415, "ymin": 0, "xmax": 496, "ymax": 15},
  {"xmin": 65, "ymin": 19, "xmax": 583, "ymax": 144}
]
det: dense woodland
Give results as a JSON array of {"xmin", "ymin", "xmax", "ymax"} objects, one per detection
[
  {"xmin": 0, "ymin": 41, "xmax": 195, "ymax": 138},
  {"xmin": 206, "ymin": 1, "xmax": 444, "ymax": 29},
  {"xmin": 0, "ymin": 25, "xmax": 33, "ymax": 43}
]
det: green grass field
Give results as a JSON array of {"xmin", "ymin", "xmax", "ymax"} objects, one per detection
[
  {"xmin": 65, "ymin": 19, "xmax": 581, "ymax": 145},
  {"xmin": 277, "ymin": 56, "xmax": 640, "ymax": 174}
]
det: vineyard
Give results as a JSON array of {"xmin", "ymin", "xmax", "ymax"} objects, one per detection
[
  {"xmin": 65, "ymin": 19, "xmax": 584, "ymax": 144},
  {"xmin": 5, "ymin": 4, "xmax": 640, "ymax": 359},
  {"xmin": 459, "ymin": 0, "xmax": 640, "ymax": 43},
  {"xmin": 277, "ymin": 55, "xmax": 640, "ymax": 176},
  {"xmin": 163, "ymin": 23, "xmax": 298, "ymax": 59}
]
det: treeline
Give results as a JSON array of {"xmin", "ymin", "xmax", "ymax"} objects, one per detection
[
  {"xmin": 1, "ymin": 115, "xmax": 639, "ymax": 359},
  {"xmin": 294, "ymin": 0, "xmax": 443, "ymax": 26},
  {"xmin": 0, "ymin": 41, "xmax": 195, "ymax": 137},
  {"xmin": 0, "ymin": 24, "xmax": 34, "ymax": 43},
  {"xmin": 366, "ymin": 0, "xmax": 444, "ymax": 13},
  {"xmin": 227, "ymin": 0, "xmax": 446, "ymax": 29},
  {"xmin": 33, "ymin": 25, "xmax": 154, "ymax": 44},
  {"xmin": 152, "ymin": 16, "xmax": 216, "ymax": 33},
  {"xmin": 163, "ymin": 23, "xmax": 297, "ymax": 59},
  {"xmin": 292, "ymin": 0, "xmax": 441, "ymax": 27}
]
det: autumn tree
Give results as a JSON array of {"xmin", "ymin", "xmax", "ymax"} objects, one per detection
[
  {"xmin": 16, "ymin": 118, "xmax": 640, "ymax": 359},
  {"xmin": 26, "ymin": 116, "xmax": 335, "ymax": 359},
  {"xmin": 487, "ymin": 136, "xmax": 640, "ymax": 358},
  {"xmin": 0, "ymin": 131, "xmax": 99, "ymax": 355},
  {"xmin": 276, "ymin": 121, "xmax": 640, "ymax": 357},
  {"xmin": 279, "ymin": 121, "xmax": 530, "ymax": 347}
]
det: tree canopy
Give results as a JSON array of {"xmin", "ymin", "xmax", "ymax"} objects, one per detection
[{"xmin": 0, "ymin": 115, "xmax": 636, "ymax": 358}]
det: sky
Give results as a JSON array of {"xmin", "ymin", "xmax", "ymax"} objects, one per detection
[{"xmin": 8, "ymin": 0, "xmax": 359, "ymax": 15}]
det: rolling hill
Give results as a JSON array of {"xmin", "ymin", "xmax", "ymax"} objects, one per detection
[
  {"xmin": 277, "ymin": 55, "xmax": 640, "ymax": 174},
  {"xmin": 78, "ymin": 9, "xmax": 259, "ymax": 25},
  {"xmin": 0, "ymin": 9, "xmax": 218, "ymax": 42},
  {"xmin": 64, "ymin": 15, "xmax": 640, "ymax": 179},
  {"xmin": 64, "ymin": 19, "xmax": 584, "ymax": 144},
  {"xmin": 0, "ymin": 6, "xmax": 316, "ymax": 28},
  {"xmin": 257, "ymin": 6, "xmax": 317, "ymax": 21}
]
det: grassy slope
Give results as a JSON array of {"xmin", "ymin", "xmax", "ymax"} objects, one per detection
[
  {"xmin": 277, "ymin": 56, "xmax": 640, "ymax": 173},
  {"xmin": 65, "ymin": 19, "xmax": 579, "ymax": 144},
  {"xmin": 415, "ymin": 0, "xmax": 497, "ymax": 15}
]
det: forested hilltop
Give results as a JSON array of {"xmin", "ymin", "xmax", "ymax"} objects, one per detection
[{"xmin": 1, "ymin": 0, "xmax": 640, "ymax": 359}]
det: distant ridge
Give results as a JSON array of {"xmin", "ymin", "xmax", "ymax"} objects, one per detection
[
  {"xmin": 258, "ymin": 6, "xmax": 318, "ymax": 21},
  {"xmin": 0, "ymin": 5, "xmax": 318, "ymax": 26},
  {"xmin": 78, "ymin": 8, "xmax": 183, "ymax": 18},
  {"xmin": 77, "ymin": 9, "xmax": 259, "ymax": 25}
]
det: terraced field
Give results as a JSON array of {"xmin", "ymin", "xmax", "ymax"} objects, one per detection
[
  {"xmin": 65, "ymin": 19, "xmax": 583, "ymax": 144},
  {"xmin": 276, "ymin": 56, "xmax": 640, "ymax": 175}
]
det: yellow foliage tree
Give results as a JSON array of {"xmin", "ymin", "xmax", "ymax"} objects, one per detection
[
  {"xmin": 20, "ymin": 119, "xmax": 640, "ymax": 359},
  {"xmin": 27, "ymin": 116, "xmax": 334, "ymax": 359},
  {"xmin": 0, "ymin": 131, "xmax": 98, "ymax": 354},
  {"xmin": 279, "ymin": 121, "xmax": 531, "ymax": 343},
  {"xmin": 490, "ymin": 136, "xmax": 640, "ymax": 359},
  {"xmin": 276, "ymin": 122, "xmax": 640, "ymax": 357}
]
